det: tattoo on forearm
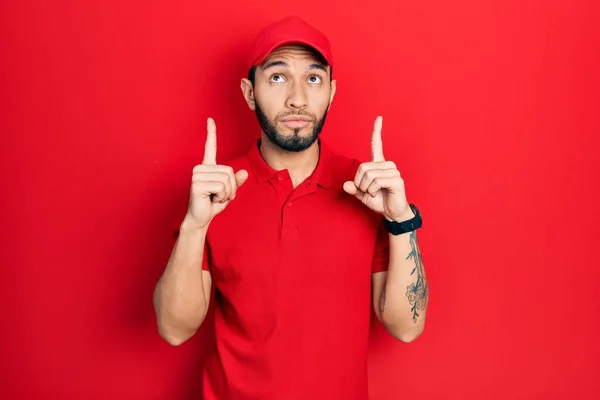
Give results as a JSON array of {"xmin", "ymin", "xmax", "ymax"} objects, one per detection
[{"xmin": 405, "ymin": 231, "xmax": 428, "ymax": 323}]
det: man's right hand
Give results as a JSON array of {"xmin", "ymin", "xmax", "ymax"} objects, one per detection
[{"xmin": 183, "ymin": 117, "xmax": 249, "ymax": 230}]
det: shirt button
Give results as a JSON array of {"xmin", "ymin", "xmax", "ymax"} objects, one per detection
[
  {"xmin": 278, "ymin": 175, "xmax": 284, "ymax": 181},
  {"xmin": 288, "ymin": 202, "xmax": 293, "ymax": 207}
]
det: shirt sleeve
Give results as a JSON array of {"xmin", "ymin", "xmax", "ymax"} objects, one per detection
[{"xmin": 372, "ymin": 222, "xmax": 390, "ymax": 273}]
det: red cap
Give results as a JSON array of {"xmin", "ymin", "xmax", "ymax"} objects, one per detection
[{"xmin": 249, "ymin": 16, "xmax": 333, "ymax": 69}]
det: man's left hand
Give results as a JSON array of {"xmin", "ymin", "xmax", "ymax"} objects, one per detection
[{"xmin": 343, "ymin": 116, "xmax": 414, "ymax": 222}]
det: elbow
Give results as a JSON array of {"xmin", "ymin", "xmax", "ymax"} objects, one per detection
[
  {"xmin": 161, "ymin": 332, "xmax": 191, "ymax": 347},
  {"xmin": 153, "ymin": 289, "xmax": 204, "ymax": 346},
  {"xmin": 382, "ymin": 317, "xmax": 425, "ymax": 343},
  {"xmin": 157, "ymin": 323, "xmax": 197, "ymax": 346},
  {"xmin": 154, "ymin": 304, "xmax": 203, "ymax": 346},
  {"xmin": 155, "ymin": 308, "xmax": 204, "ymax": 345},
  {"xmin": 392, "ymin": 327, "xmax": 424, "ymax": 343}
]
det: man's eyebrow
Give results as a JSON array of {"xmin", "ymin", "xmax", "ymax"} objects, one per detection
[
  {"xmin": 308, "ymin": 63, "xmax": 328, "ymax": 73},
  {"xmin": 262, "ymin": 60, "xmax": 288, "ymax": 71},
  {"xmin": 261, "ymin": 61, "xmax": 328, "ymax": 73}
]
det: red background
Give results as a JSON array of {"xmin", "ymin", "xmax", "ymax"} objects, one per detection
[{"xmin": 1, "ymin": 1, "xmax": 599, "ymax": 399}]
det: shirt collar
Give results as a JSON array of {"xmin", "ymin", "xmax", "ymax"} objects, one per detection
[{"xmin": 247, "ymin": 138, "xmax": 333, "ymax": 188}]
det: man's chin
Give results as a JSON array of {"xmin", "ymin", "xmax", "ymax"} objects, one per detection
[{"xmin": 268, "ymin": 133, "xmax": 319, "ymax": 153}]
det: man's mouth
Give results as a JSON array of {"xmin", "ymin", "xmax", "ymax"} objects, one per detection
[{"xmin": 280, "ymin": 116, "xmax": 312, "ymax": 128}]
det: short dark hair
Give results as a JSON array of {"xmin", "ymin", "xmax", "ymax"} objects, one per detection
[{"xmin": 248, "ymin": 66, "xmax": 257, "ymax": 85}]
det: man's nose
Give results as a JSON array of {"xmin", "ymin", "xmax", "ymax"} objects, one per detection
[{"xmin": 286, "ymin": 80, "xmax": 308, "ymax": 109}]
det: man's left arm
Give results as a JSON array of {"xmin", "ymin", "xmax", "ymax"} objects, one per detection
[
  {"xmin": 372, "ymin": 209, "xmax": 429, "ymax": 342},
  {"xmin": 343, "ymin": 115, "xmax": 429, "ymax": 342}
]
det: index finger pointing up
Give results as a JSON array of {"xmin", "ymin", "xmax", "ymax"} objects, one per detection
[
  {"xmin": 371, "ymin": 115, "xmax": 385, "ymax": 162},
  {"xmin": 203, "ymin": 117, "xmax": 217, "ymax": 165}
]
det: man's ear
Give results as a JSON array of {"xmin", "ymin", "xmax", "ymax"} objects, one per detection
[
  {"xmin": 241, "ymin": 78, "xmax": 256, "ymax": 111},
  {"xmin": 327, "ymin": 79, "xmax": 337, "ymax": 111}
]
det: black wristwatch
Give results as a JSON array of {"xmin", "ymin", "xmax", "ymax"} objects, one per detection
[{"xmin": 382, "ymin": 204, "xmax": 422, "ymax": 235}]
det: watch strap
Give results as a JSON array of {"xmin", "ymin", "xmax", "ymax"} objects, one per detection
[{"xmin": 382, "ymin": 203, "xmax": 422, "ymax": 235}]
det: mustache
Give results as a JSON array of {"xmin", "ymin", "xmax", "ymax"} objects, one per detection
[{"xmin": 276, "ymin": 111, "xmax": 316, "ymax": 121}]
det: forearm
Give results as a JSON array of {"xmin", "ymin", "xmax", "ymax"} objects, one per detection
[
  {"xmin": 153, "ymin": 219, "xmax": 210, "ymax": 344},
  {"xmin": 379, "ymin": 229, "xmax": 429, "ymax": 342}
]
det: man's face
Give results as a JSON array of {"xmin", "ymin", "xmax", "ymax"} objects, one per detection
[{"xmin": 245, "ymin": 46, "xmax": 336, "ymax": 152}]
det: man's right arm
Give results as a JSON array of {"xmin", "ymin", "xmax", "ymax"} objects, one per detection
[
  {"xmin": 153, "ymin": 117, "xmax": 248, "ymax": 345},
  {"xmin": 153, "ymin": 219, "xmax": 212, "ymax": 346},
  {"xmin": 154, "ymin": 118, "xmax": 248, "ymax": 346}
]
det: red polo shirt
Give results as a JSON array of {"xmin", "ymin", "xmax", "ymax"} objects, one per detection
[{"xmin": 199, "ymin": 139, "xmax": 389, "ymax": 400}]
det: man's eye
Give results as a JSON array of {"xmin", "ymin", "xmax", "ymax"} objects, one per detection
[
  {"xmin": 308, "ymin": 75, "xmax": 322, "ymax": 84},
  {"xmin": 270, "ymin": 74, "xmax": 286, "ymax": 83}
]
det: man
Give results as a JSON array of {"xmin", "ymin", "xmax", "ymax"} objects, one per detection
[{"xmin": 153, "ymin": 16, "xmax": 429, "ymax": 400}]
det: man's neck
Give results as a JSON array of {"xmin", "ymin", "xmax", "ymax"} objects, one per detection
[{"xmin": 259, "ymin": 134, "xmax": 320, "ymax": 188}]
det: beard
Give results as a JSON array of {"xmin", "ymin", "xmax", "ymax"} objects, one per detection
[{"xmin": 254, "ymin": 100, "xmax": 328, "ymax": 152}]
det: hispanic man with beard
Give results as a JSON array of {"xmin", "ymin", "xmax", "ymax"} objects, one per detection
[{"xmin": 153, "ymin": 16, "xmax": 430, "ymax": 400}]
